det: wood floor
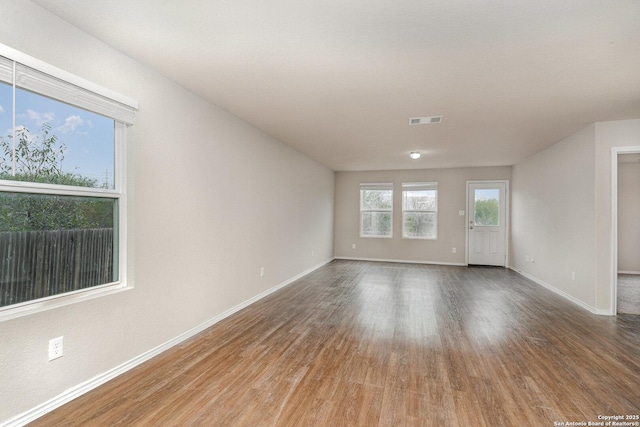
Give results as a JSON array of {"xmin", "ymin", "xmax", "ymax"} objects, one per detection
[{"xmin": 30, "ymin": 260, "xmax": 640, "ymax": 426}]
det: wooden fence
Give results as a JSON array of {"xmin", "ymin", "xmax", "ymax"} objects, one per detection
[{"xmin": 0, "ymin": 228, "xmax": 114, "ymax": 307}]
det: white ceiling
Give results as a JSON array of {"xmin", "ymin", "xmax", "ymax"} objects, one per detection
[{"xmin": 34, "ymin": 0, "xmax": 640, "ymax": 171}]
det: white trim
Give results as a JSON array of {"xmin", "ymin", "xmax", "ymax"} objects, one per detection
[
  {"xmin": 11, "ymin": 61, "xmax": 15, "ymax": 175},
  {"xmin": 0, "ymin": 43, "xmax": 137, "ymax": 110},
  {"xmin": 0, "ymin": 180, "xmax": 120, "ymax": 197},
  {"xmin": 465, "ymin": 183, "xmax": 469, "ymax": 264},
  {"xmin": 115, "ymin": 122, "xmax": 127, "ymax": 302},
  {"xmin": 618, "ymin": 270, "xmax": 640, "ymax": 275},
  {"xmin": 510, "ymin": 267, "xmax": 612, "ymax": 316},
  {"xmin": 335, "ymin": 256, "xmax": 466, "ymax": 267},
  {"xmin": 612, "ymin": 149, "xmax": 618, "ymax": 315},
  {"xmin": 0, "ymin": 285, "xmax": 132, "ymax": 323},
  {"xmin": 610, "ymin": 146, "xmax": 640, "ymax": 316},
  {"xmin": 401, "ymin": 236, "xmax": 437, "ymax": 240},
  {"xmin": 1, "ymin": 258, "xmax": 334, "ymax": 427}
]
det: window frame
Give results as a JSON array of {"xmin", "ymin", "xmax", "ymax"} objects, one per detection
[
  {"xmin": 401, "ymin": 182, "xmax": 438, "ymax": 240},
  {"xmin": 359, "ymin": 183, "xmax": 393, "ymax": 238},
  {"xmin": 0, "ymin": 43, "xmax": 137, "ymax": 321}
]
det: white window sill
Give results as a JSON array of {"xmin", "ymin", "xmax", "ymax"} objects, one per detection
[
  {"xmin": 402, "ymin": 236, "xmax": 438, "ymax": 240},
  {"xmin": 0, "ymin": 283, "xmax": 132, "ymax": 322}
]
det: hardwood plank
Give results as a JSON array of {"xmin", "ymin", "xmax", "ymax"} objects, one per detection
[{"xmin": 29, "ymin": 261, "xmax": 640, "ymax": 426}]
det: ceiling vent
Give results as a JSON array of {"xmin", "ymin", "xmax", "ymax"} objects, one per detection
[{"xmin": 409, "ymin": 116, "xmax": 443, "ymax": 125}]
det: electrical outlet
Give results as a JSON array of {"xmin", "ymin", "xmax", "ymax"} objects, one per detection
[
  {"xmin": 352, "ymin": 244, "xmax": 356, "ymax": 249},
  {"xmin": 311, "ymin": 249, "xmax": 315, "ymax": 257},
  {"xmin": 459, "ymin": 210, "xmax": 465, "ymax": 216},
  {"xmin": 260, "ymin": 267, "xmax": 265, "ymax": 277},
  {"xmin": 571, "ymin": 271, "xmax": 576, "ymax": 281},
  {"xmin": 48, "ymin": 336, "xmax": 63, "ymax": 361},
  {"xmin": 452, "ymin": 247, "xmax": 457, "ymax": 253}
]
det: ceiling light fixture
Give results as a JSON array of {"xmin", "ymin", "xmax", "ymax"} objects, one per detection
[{"xmin": 410, "ymin": 152, "xmax": 421, "ymax": 160}]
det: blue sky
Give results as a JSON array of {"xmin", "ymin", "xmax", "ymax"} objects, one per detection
[
  {"xmin": 475, "ymin": 188, "xmax": 499, "ymax": 201},
  {"xmin": 0, "ymin": 82, "xmax": 114, "ymax": 188}
]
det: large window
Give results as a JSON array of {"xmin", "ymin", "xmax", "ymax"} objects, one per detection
[
  {"xmin": 402, "ymin": 182, "xmax": 437, "ymax": 239},
  {"xmin": 0, "ymin": 46, "xmax": 136, "ymax": 317},
  {"xmin": 360, "ymin": 183, "xmax": 393, "ymax": 237}
]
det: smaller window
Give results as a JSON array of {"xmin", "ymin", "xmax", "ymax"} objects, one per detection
[
  {"xmin": 402, "ymin": 182, "xmax": 437, "ymax": 239},
  {"xmin": 360, "ymin": 183, "xmax": 393, "ymax": 238}
]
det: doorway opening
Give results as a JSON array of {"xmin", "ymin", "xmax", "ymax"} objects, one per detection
[{"xmin": 612, "ymin": 148, "xmax": 640, "ymax": 315}]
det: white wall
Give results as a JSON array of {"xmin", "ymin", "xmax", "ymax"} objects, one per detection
[
  {"xmin": 334, "ymin": 167, "xmax": 512, "ymax": 264},
  {"xmin": 0, "ymin": 2, "xmax": 334, "ymax": 423},
  {"xmin": 594, "ymin": 119, "xmax": 640, "ymax": 310},
  {"xmin": 511, "ymin": 125, "xmax": 598, "ymax": 310},
  {"xmin": 617, "ymin": 161, "xmax": 640, "ymax": 273},
  {"xmin": 511, "ymin": 119, "xmax": 640, "ymax": 314}
]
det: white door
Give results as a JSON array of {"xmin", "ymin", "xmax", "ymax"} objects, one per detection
[{"xmin": 467, "ymin": 181, "xmax": 507, "ymax": 266}]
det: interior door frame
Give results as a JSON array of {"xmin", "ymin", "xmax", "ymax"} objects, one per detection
[
  {"xmin": 465, "ymin": 180, "xmax": 510, "ymax": 267},
  {"xmin": 610, "ymin": 146, "xmax": 640, "ymax": 315}
]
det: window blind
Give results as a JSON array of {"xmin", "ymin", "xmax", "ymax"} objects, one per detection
[
  {"xmin": 360, "ymin": 183, "xmax": 393, "ymax": 191},
  {"xmin": 402, "ymin": 182, "xmax": 437, "ymax": 191},
  {"xmin": 0, "ymin": 49, "xmax": 136, "ymax": 124}
]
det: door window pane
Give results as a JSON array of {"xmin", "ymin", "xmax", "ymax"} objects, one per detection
[{"xmin": 474, "ymin": 189, "xmax": 500, "ymax": 226}]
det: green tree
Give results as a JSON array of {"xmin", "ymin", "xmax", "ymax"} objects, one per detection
[
  {"xmin": 474, "ymin": 199, "xmax": 499, "ymax": 226},
  {"xmin": 0, "ymin": 123, "xmax": 64, "ymax": 180},
  {"xmin": 0, "ymin": 123, "xmax": 113, "ymax": 231},
  {"xmin": 362, "ymin": 189, "xmax": 392, "ymax": 235},
  {"xmin": 361, "ymin": 189, "xmax": 392, "ymax": 210}
]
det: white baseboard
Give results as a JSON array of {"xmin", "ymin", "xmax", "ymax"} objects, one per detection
[
  {"xmin": 618, "ymin": 270, "xmax": 640, "ymax": 275},
  {"xmin": 335, "ymin": 256, "xmax": 466, "ymax": 267},
  {"xmin": 509, "ymin": 267, "xmax": 613, "ymax": 315},
  {"xmin": 2, "ymin": 258, "xmax": 334, "ymax": 427}
]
